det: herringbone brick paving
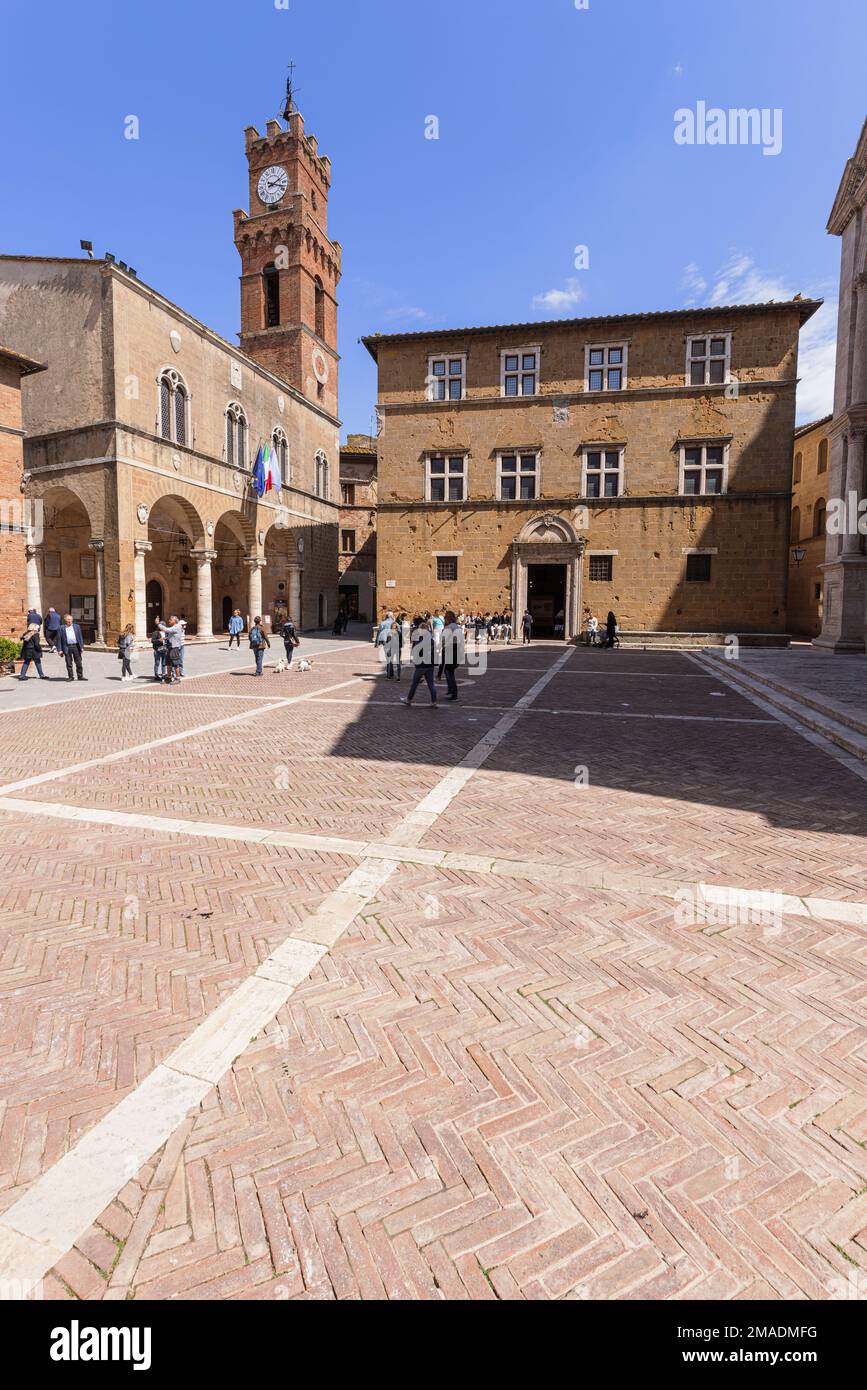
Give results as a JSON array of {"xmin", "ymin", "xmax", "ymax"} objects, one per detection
[{"xmin": 1, "ymin": 643, "xmax": 866, "ymax": 1300}]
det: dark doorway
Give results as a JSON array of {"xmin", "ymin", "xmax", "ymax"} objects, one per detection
[
  {"xmin": 318, "ymin": 593, "xmax": 326, "ymax": 628},
  {"xmin": 340, "ymin": 586, "xmax": 359, "ymax": 619},
  {"xmin": 221, "ymin": 595, "xmax": 233, "ymax": 631},
  {"xmin": 146, "ymin": 579, "xmax": 164, "ymax": 633},
  {"xmin": 527, "ymin": 564, "xmax": 567, "ymax": 639}
]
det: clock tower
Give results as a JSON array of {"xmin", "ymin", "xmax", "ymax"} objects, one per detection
[{"xmin": 233, "ymin": 98, "xmax": 340, "ymax": 417}]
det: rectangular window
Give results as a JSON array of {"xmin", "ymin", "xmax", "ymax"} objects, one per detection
[
  {"xmin": 498, "ymin": 452, "xmax": 539, "ymax": 501},
  {"xmin": 501, "ymin": 348, "xmax": 539, "ymax": 397},
  {"xmin": 686, "ymin": 554, "xmax": 712, "ymax": 582},
  {"xmin": 436, "ymin": 556, "xmax": 458, "ymax": 582},
  {"xmin": 687, "ymin": 334, "xmax": 731, "ymax": 386},
  {"xmin": 341, "ymin": 530, "xmax": 356, "ymax": 554},
  {"xmin": 341, "ymin": 483, "xmax": 356, "ymax": 505},
  {"xmin": 428, "ymin": 355, "xmax": 466, "ymax": 402},
  {"xmin": 582, "ymin": 447, "xmax": 623, "ymax": 498},
  {"xmin": 427, "ymin": 455, "xmax": 467, "ymax": 503},
  {"xmin": 586, "ymin": 343, "xmax": 627, "ymax": 392},
  {"xmin": 589, "ymin": 555, "xmax": 613, "ymax": 582},
  {"xmin": 680, "ymin": 443, "xmax": 727, "ymax": 495}
]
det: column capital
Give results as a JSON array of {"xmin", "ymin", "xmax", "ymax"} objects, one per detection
[
  {"xmin": 193, "ymin": 549, "xmax": 218, "ymax": 567},
  {"xmin": 134, "ymin": 540, "xmax": 153, "ymax": 557},
  {"xmin": 88, "ymin": 538, "xmax": 105, "ymax": 553},
  {"xmin": 244, "ymin": 557, "xmax": 267, "ymax": 572},
  {"xmin": 25, "ymin": 543, "xmax": 41, "ymax": 560}
]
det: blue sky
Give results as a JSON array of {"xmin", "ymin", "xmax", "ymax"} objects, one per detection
[{"xmin": 1, "ymin": 0, "xmax": 863, "ymax": 433}]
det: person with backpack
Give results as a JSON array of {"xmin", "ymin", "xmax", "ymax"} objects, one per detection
[
  {"xmin": 249, "ymin": 615, "xmax": 271, "ymax": 676},
  {"xmin": 281, "ymin": 615, "xmax": 300, "ymax": 667},
  {"xmin": 152, "ymin": 624, "xmax": 168, "ymax": 681},
  {"xmin": 18, "ymin": 623, "xmax": 48, "ymax": 680},
  {"xmin": 117, "ymin": 624, "xmax": 136, "ymax": 681}
]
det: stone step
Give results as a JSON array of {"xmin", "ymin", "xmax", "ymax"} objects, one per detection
[{"xmin": 695, "ymin": 652, "xmax": 867, "ymax": 764}]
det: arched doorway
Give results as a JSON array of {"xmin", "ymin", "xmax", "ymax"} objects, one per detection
[
  {"xmin": 222, "ymin": 595, "xmax": 234, "ymax": 631},
  {"xmin": 512, "ymin": 515, "xmax": 587, "ymax": 641},
  {"xmin": 146, "ymin": 579, "xmax": 164, "ymax": 633},
  {"xmin": 147, "ymin": 496, "xmax": 206, "ymax": 633},
  {"xmin": 36, "ymin": 486, "xmax": 96, "ymax": 642},
  {"xmin": 214, "ymin": 509, "xmax": 256, "ymax": 629}
]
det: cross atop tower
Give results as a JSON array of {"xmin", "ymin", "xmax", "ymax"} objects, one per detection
[{"xmin": 282, "ymin": 63, "xmax": 298, "ymax": 124}]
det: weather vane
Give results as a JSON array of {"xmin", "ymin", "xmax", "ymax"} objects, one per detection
[{"xmin": 283, "ymin": 63, "xmax": 298, "ymax": 122}]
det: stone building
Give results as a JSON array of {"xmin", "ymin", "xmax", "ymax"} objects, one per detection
[
  {"xmin": 364, "ymin": 299, "xmax": 820, "ymax": 640},
  {"xmin": 816, "ymin": 117, "xmax": 867, "ymax": 653},
  {"xmin": 788, "ymin": 415, "xmax": 832, "ymax": 639},
  {"xmin": 0, "ymin": 100, "xmax": 340, "ymax": 645},
  {"xmin": 0, "ymin": 344, "xmax": 45, "ymax": 638},
  {"xmin": 338, "ymin": 433, "xmax": 377, "ymax": 622}
]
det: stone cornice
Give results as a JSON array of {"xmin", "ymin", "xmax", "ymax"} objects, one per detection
[
  {"xmin": 376, "ymin": 493, "xmax": 791, "ymax": 513},
  {"xmin": 378, "ymin": 378, "xmax": 797, "ymax": 415},
  {"xmin": 827, "ymin": 118, "xmax": 867, "ymax": 235}
]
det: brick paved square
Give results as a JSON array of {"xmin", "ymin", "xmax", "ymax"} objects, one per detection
[{"xmin": 1, "ymin": 642, "xmax": 866, "ymax": 1301}]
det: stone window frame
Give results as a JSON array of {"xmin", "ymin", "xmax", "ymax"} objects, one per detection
[
  {"xmin": 427, "ymin": 353, "xmax": 467, "ymax": 403},
  {"xmin": 158, "ymin": 368, "xmax": 190, "ymax": 447},
  {"xmin": 425, "ymin": 452, "xmax": 468, "ymax": 504},
  {"xmin": 588, "ymin": 553, "xmax": 614, "ymax": 582},
  {"xmin": 685, "ymin": 552, "xmax": 713, "ymax": 583},
  {"xmin": 584, "ymin": 341, "xmax": 629, "ymax": 393},
  {"xmin": 341, "ymin": 528, "xmax": 356, "ymax": 555},
  {"xmin": 435, "ymin": 554, "xmax": 460, "ymax": 583},
  {"xmin": 793, "ymin": 451, "xmax": 803, "ymax": 484},
  {"xmin": 580, "ymin": 444, "xmax": 625, "ymax": 499},
  {"xmin": 225, "ymin": 401, "xmax": 248, "ymax": 470},
  {"xmin": 271, "ymin": 426, "xmax": 290, "ymax": 485},
  {"xmin": 500, "ymin": 346, "xmax": 540, "ymax": 399},
  {"xmin": 685, "ymin": 332, "xmax": 732, "ymax": 387},
  {"xmin": 315, "ymin": 450, "xmax": 330, "ymax": 500},
  {"xmin": 678, "ymin": 439, "xmax": 730, "ymax": 497},
  {"xmin": 341, "ymin": 481, "xmax": 356, "ymax": 505},
  {"xmin": 497, "ymin": 450, "xmax": 541, "ymax": 502},
  {"xmin": 817, "ymin": 438, "xmax": 829, "ymax": 475}
]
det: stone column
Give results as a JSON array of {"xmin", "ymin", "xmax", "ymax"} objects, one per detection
[
  {"xmin": 245, "ymin": 558, "xmax": 266, "ymax": 622},
  {"xmin": 24, "ymin": 544, "xmax": 42, "ymax": 616},
  {"xmin": 194, "ymin": 549, "xmax": 217, "ymax": 640},
  {"xmin": 288, "ymin": 563, "xmax": 303, "ymax": 625},
  {"xmin": 89, "ymin": 538, "xmax": 106, "ymax": 646},
  {"xmin": 841, "ymin": 430, "xmax": 866, "ymax": 559},
  {"xmin": 134, "ymin": 541, "xmax": 152, "ymax": 642}
]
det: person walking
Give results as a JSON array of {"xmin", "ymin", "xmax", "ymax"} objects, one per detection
[
  {"xmin": 281, "ymin": 614, "xmax": 300, "ymax": 667},
  {"xmin": 384, "ymin": 617, "xmax": 402, "ymax": 681},
  {"xmin": 18, "ymin": 624, "xmax": 48, "ymax": 680},
  {"xmin": 249, "ymin": 615, "xmax": 270, "ymax": 676},
  {"xmin": 522, "ymin": 609, "xmax": 533, "ymax": 645},
  {"xmin": 117, "ymin": 624, "xmax": 136, "ymax": 681},
  {"xmin": 43, "ymin": 607, "xmax": 63, "ymax": 653},
  {"xmin": 27, "ymin": 606, "xmax": 43, "ymax": 629},
  {"xmin": 152, "ymin": 624, "xmax": 168, "ymax": 681},
  {"xmin": 227, "ymin": 610, "xmax": 244, "ymax": 649},
  {"xmin": 441, "ymin": 610, "xmax": 464, "ymax": 702},
  {"xmin": 401, "ymin": 620, "xmax": 438, "ymax": 708},
  {"xmin": 58, "ymin": 613, "xmax": 86, "ymax": 681},
  {"xmin": 605, "ymin": 610, "xmax": 619, "ymax": 650}
]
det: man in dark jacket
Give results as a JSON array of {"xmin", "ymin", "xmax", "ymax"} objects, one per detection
[
  {"xmin": 43, "ymin": 608, "xmax": 63, "ymax": 651},
  {"xmin": 281, "ymin": 616, "xmax": 300, "ymax": 667},
  {"xmin": 58, "ymin": 614, "xmax": 87, "ymax": 681}
]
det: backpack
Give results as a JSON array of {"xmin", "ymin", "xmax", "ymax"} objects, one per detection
[{"xmin": 249, "ymin": 627, "xmax": 264, "ymax": 648}]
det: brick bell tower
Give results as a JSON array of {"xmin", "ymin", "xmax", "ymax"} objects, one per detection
[{"xmin": 233, "ymin": 73, "xmax": 340, "ymax": 417}]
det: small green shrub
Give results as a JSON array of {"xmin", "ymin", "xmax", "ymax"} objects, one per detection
[{"xmin": 0, "ymin": 637, "xmax": 22, "ymax": 662}]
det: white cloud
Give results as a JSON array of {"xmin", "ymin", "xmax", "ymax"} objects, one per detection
[
  {"xmin": 532, "ymin": 278, "xmax": 585, "ymax": 314},
  {"xmin": 679, "ymin": 251, "xmax": 837, "ymax": 422},
  {"xmin": 382, "ymin": 305, "xmax": 429, "ymax": 322}
]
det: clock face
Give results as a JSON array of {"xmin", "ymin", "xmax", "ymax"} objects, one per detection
[{"xmin": 258, "ymin": 165, "xmax": 288, "ymax": 206}]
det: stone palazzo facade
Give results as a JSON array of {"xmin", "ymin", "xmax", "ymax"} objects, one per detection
[
  {"xmin": 816, "ymin": 117, "xmax": 867, "ymax": 653},
  {"xmin": 0, "ymin": 101, "xmax": 340, "ymax": 645},
  {"xmin": 365, "ymin": 299, "xmax": 819, "ymax": 640}
]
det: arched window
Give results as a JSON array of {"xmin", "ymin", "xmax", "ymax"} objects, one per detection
[
  {"xmin": 793, "ymin": 451, "xmax": 802, "ymax": 485},
  {"xmin": 158, "ymin": 369, "xmax": 189, "ymax": 445},
  {"xmin": 264, "ymin": 263, "xmax": 280, "ymax": 328},
  {"xmin": 272, "ymin": 427, "xmax": 289, "ymax": 484},
  {"xmin": 314, "ymin": 276, "xmax": 325, "ymax": 339},
  {"xmin": 817, "ymin": 438, "xmax": 828, "ymax": 475},
  {"xmin": 790, "ymin": 507, "xmax": 801, "ymax": 544},
  {"xmin": 814, "ymin": 498, "xmax": 827, "ymax": 538},
  {"xmin": 226, "ymin": 402, "xmax": 248, "ymax": 469},
  {"xmin": 315, "ymin": 449, "xmax": 329, "ymax": 500}
]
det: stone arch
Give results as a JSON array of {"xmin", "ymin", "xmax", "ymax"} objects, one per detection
[
  {"xmin": 29, "ymin": 484, "xmax": 98, "ymax": 640},
  {"xmin": 515, "ymin": 512, "xmax": 581, "ymax": 546},
  {"xmin": 264, "ymin": 514, "xmax": 304, "ymax": 626},
  {"xmin": 145, "ymin": 494, "xmax": 207, "ymax": 632}
]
